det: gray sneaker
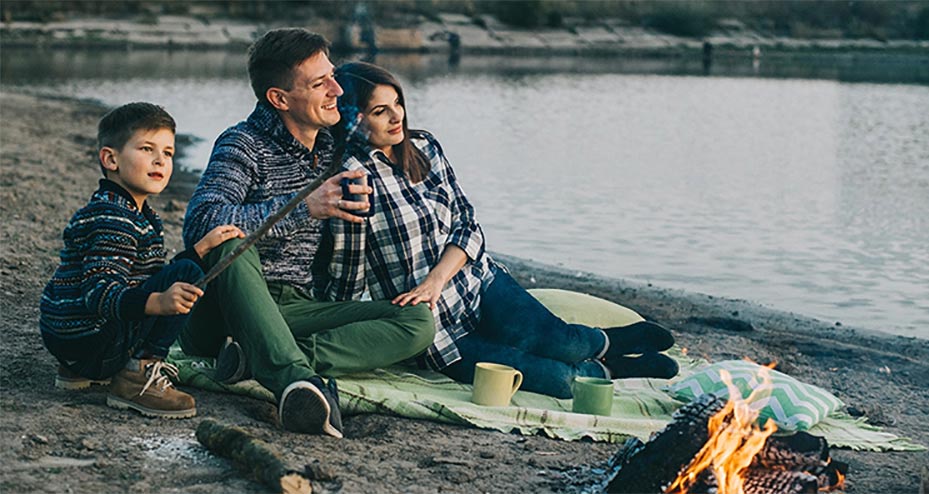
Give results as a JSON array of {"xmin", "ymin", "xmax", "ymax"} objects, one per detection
[
  {"xmin": 213, "ymin": 336, "xmax": 250, "ymax": 384},
  {"xmin": 279, "ymin": 377, "xmax": 343, "ymax": 438}
]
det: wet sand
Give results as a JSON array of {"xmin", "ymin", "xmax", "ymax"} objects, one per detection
[{"xmin": 1, "ymin": 91, "xmax": 926, "ymax": 493}]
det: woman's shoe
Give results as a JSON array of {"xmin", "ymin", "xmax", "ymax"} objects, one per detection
[
  {"xmin": 602, "ymin": 321, "xmax": 675, "ymax": 359},
  {"xmin": 603, "ymin": 352, "xmax": 679, "ymax": 380}
]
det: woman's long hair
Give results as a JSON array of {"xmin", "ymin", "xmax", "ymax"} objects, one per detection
[{"xmin": 333, "ymin": 62, "xmax": 430, "ymax": 183}]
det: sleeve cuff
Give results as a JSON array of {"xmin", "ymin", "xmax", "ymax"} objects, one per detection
[
  {"xmin": 448, "ymin": 232, "xmax": 483, "ymax": 261},
  {"xmin": 119, "ymin": 287, "xmax": 152, "ymax": 321},
  {"xmin": 173, "ymin": 248, "xmax": 207, "ymax": 272}
]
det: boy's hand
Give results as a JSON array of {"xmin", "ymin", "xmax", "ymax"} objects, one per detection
[
  {"xmin": 194, "ymin": 225, "xmax": 245, "ymax": 258},
  {"xmin": 146, "ymin": 282, "xmax": 204, "ymax": 316}
]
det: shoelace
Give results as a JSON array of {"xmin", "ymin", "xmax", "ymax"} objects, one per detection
[{"xmin": 139, "ymin": 360, "xmax": 180, "ymax": 397}]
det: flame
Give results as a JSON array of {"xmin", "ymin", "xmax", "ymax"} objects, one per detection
[
  {"xmin": 666, "ymin": 366, "xmax": 778, "ymax": 494},
  {"xmin": 825, "ymin": 462, "xmax": 846, "ymax": 492}
]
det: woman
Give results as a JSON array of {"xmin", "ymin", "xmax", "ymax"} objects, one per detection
[{"xmin": 320, "ymin": 62, "xmax": 677, "ymax": 399}]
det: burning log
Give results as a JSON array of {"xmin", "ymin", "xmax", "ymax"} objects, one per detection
[
  {"xmin": 741, "ymin": 468, "xmax": 818, "ymax": 494},
  {"xmin": 607, "ymin": 393, "xmax": 725, "ymax": 493},
  {"xmin": 605, "ymin": 393, "xmax": 847, "ymax": 494},
  {"xmin": 753, "ymin": 432, "xmax": 848, "ymax": 491},
  {"xmin": 196, "ymin": 419, "xmax": 311, "ymax": 494}
]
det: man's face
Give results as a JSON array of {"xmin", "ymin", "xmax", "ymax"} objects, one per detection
[{"xmin": 279, "ymin": 52, "xmax": 343, "ymax": 131}]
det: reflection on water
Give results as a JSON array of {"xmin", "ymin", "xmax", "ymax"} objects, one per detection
[{"xmin": 3, "ymin": 47, "xmax": 927, "ymax": 338}]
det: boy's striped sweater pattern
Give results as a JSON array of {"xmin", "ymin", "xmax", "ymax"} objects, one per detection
[{"xmin": 40, "ymin": 180, "xmax": 164, "ymax": 341}]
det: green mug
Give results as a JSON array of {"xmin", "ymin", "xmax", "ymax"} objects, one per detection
[
  {"xmin": 572, "ymin": 377, "xmax": 614, "ymax": 416},
  {"xmin": 471, "ymin": 363, "xmax": 523, "ymax": 407}
]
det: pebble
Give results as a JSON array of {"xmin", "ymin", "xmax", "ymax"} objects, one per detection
[
  {"xmin": 305, "ymin": 460, "xmax": 337, "ymax": 481},
  {"xmin": 30, "ymin": 434, "xmax": 50, "ymax": 445}
]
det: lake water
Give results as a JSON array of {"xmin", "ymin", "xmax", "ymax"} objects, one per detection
[{"xmin": 3, "ymin": 48, "xmax": 928, "ymax": 339}]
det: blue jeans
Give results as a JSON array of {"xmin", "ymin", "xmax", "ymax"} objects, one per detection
[
  {"xmin": 53, "ymin": 259, "xmax": 203, "ymax": 380},
  {"xmin": 441, "ymin": 266, "xmax": 607, "ymax": 399}
]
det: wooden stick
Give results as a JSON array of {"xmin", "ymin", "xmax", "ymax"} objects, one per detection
[
  {"xmin": 196, "ymin": 419, "xmax": 311, "ymax": 494},
  {"xmin": 194, "ymin": 161, "xmax": 340, "ymax": 290}
]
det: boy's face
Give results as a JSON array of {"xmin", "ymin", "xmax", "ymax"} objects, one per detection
[{"xmin": 100, "ymin": 128, "xmax": 175, "ymax": 208}]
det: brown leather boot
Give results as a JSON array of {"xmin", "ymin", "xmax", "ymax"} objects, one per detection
[
  {"xmin": 55, "ymin": 364, "xmax": 110, "ymax": 390},
  {"xmin": 106, "ymin": 358, "xmax": 196, "ymax": 419}
]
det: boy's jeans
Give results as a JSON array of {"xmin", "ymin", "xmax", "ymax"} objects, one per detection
[
  {"xmin": 49, "ymin": 259, "xmax": 203, "ymax": 380},
  {"xmin": 441, "ymin": 266, "xmax": 607, "ymax": 399}
]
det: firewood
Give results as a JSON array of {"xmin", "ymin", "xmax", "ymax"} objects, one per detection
[
  {"xmin": 753, "ymin": 432, "xmax": 828, "ymax": 470},
  {"xmin": 606, "ymin": 393, "xmax": 726, "ymax": 493},
  {"xmin": 753, "ymin": 432, "xmax": 848, "ymax": 490},
  {"xmin": 742, "ymin": 467, "xmax": 818, "ymax": 494},
  {"xmin": 196, "ymin": 419, "xmax": 311, "ymax": 494}
]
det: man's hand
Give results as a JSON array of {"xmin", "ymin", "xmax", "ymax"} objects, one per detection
[
  {"xmin": 305, "ymin": 169, "xmax": 372, "ymax": 223},
  {"xmin": 194, "ymin": 224, "xmax": 245, "ymax": 258},
  {"xmin": 392, "ymin": 274, "xmax": 445, "ymax": 310},
  {"xmin": 146, "ymin": 282, "xmax": 204, "ymax": 316}
]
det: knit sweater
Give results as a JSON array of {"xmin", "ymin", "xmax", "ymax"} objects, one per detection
[
  {"xmin": 40, "ymin": 180, "xmax": 197, "ymax": 341},
  {"xmin": 183, "ymin": 102, "xmax": 334, "ymax": 294}
]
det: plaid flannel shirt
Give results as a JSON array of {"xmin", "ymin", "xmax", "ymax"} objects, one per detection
[{"xmin": 321, "ymin": 130, "xmax": 495, "ymax": 370}]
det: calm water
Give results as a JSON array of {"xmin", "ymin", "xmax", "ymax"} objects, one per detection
[{"xmin": 3, "ymin": 48, "xmax": 928, "ymax": 339}]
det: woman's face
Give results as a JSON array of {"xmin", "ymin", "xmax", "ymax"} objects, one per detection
[{"xmin": 364, "ymin": 84, "xmax": 405, "ymax": 157}]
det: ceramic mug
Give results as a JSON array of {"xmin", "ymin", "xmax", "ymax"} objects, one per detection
[
  {"xmin": 572, "ymin": 377, "xmax": 614, "ymax": 416},
  {"xmin": 471, "ymin": 363, "xmax": 523, "ymax": 407}
]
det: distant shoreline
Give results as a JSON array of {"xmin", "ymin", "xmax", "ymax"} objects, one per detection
[{"xmin": 2, "ymin": 14, "xmax": 928, "ymax": 58}]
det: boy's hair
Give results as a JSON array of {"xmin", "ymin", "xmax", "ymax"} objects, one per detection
[
  {"xmin": 248, "ymin": 28, "xmax": 330, "ymax": 105},
  {"xmin": 97, "ymin": 102, "xmax": 176, "ymax": 176}
]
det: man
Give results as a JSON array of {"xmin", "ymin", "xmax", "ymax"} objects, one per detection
[{"xmin": 181, "ymin": 28, "xmax": 435, "ymax": 438}]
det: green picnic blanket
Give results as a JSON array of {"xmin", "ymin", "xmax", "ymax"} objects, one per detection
[
  {"xmin": 168, "ymin": 289, "xmax": 924, "ymax": 452},
  {"xmin": 168, "ymin": 344, "xmax": 922, "ymax": 451}
]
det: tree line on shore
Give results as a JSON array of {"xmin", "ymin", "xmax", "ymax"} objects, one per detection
[{"xmin": 4, "ymin": 0, "xmax": 929, "ymax": 41}]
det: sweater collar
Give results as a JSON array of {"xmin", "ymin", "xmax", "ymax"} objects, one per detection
[
  {"xmin": 98, "ymin": 179, "xmax": 143, "ymax": 208},
  {"xmin": 247, "ymin": 102, "xmax": 334, "ymax": 161}
]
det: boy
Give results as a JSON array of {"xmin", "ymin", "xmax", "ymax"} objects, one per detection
[{"xmin": 40, "ymin": 102, "xmax": 243, "ymax": 419}]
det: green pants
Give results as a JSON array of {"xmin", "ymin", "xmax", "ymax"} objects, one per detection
[{"xmin": 179, "ymin": 239, "xmax": 435, "ymax": 400}]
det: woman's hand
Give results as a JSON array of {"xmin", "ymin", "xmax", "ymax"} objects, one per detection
[
  {"xmin": 393, "ymin": 245, "xmax": 469, "ymax": 310},
  {"xmin": 392, "ymin": 274, "xmax": 445, "ymax": 310},
  {"xmin": 146, "ymin": 282, "xmax": 204, "ymax": 315},
  {"xmin": 194, "ymin": 224, "xmax": 245, "ymax": 258}
]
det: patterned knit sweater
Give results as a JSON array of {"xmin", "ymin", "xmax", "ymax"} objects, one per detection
[
  {"xmin": 41, "ymin": 180, "xmax": 173, "ymax": 341},
  {"xmin": 183, "ymin": 102, "xmax": 334, "ymax": 293}
]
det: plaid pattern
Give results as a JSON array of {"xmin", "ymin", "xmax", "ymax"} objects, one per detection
[{"xmin": 321, "ymin": 131, "xmax": 494, "ymax": 369}]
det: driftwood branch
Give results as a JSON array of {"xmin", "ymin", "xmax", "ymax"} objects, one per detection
[
  {"xmin": 196, "ymin": 419, "xmax": 311, "ymax": 494},
  {"xmin": 194, "ymin": 161, "xmax": 340, "ymax": 290}
]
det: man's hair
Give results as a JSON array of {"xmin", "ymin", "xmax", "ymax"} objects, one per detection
[
  {"xmin": 247, "ymin": 28, "xmax": 330, "ymax": 104},
  {"xmin": 97, "ymin": 102, "xmax": 175, "ymax": 176}
]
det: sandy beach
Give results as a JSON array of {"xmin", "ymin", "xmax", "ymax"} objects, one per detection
[{"xmin": 0, "ymin": 91, "xmax": 926, "ymax": 493}]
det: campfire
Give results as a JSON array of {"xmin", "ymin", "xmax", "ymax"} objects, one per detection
[{"xmin": 606, "ymin": 367, "xmax": 848, "ymax": 494}]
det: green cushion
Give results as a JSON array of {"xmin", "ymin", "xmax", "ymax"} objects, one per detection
[
  {"xmin": 528, "ymin": 288, "xmax": 645, "ymax": 328},
  {"xmin": 667, "ymin": 360, "xmax": 843, "ymax": 431}
]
